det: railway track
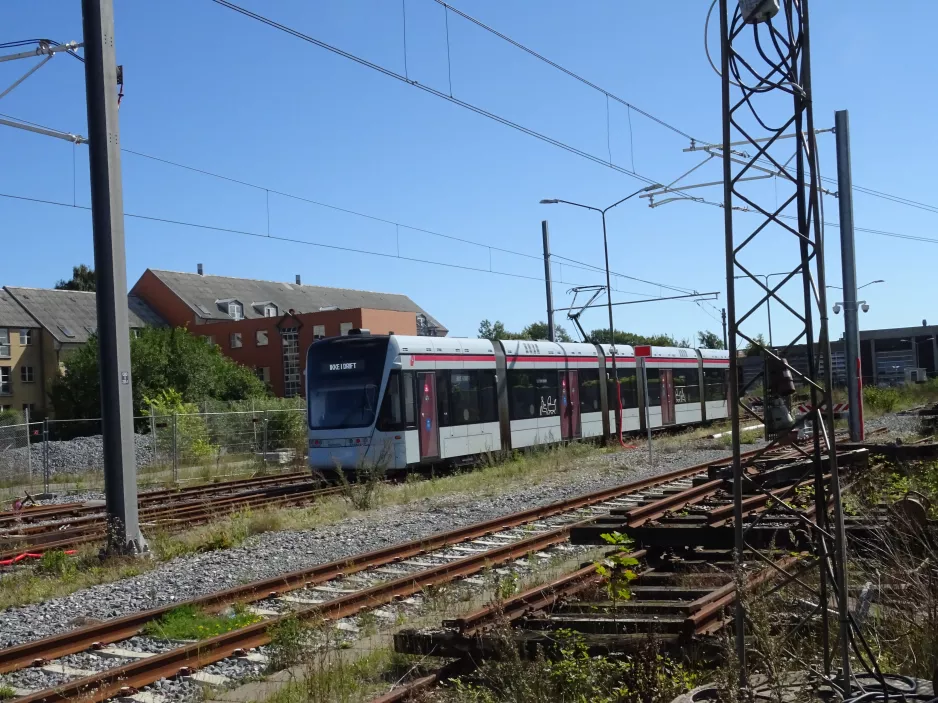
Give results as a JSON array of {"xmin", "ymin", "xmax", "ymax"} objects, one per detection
[
  {"xmin": 0, "ymin": 474, "xmax": 334, "ymax": 563},
  {"xmin": 0, "ymin": 440, "xmax": 846, "ymax": 703},
  {"xmin": 380, "ymin": 445, "xmax": 883, "ymax": 701}
]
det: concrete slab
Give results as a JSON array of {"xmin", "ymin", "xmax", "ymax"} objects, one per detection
[
  {"xmin": 187, "ymin": 671, "xmax": 231, "ymax": 686},
  {"xmin": 40, "ymin": 662, "xmax": 97, "ymax": 677},
  {"xmin": 97, "ymin": 647, "xmax": 156, "ymax": 659}
]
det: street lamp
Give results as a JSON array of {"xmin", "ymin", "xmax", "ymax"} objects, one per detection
[
  {"xmin": 540, "ymin": 184, "xmax": 660, "ymax": 444},
  {"xmin": 828, "ymin": 279, "xmax": 884, "ymax": 292},
  {"xmin": 733, "ymin": 271, "xmax": 790, "ymax": 347}
]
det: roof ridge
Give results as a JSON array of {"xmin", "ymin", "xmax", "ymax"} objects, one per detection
[
  {"xmin": 148, "ymin": 269, "xmax": 408, "ymax": 298},
  {"xmin": 4, "ymin": 286, "xmax": 97, "ymax": 294}
]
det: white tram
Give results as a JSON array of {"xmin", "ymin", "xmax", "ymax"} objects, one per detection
[{"xmin": 306, "ymin": 332, "xmax": 729, "ymax": 472}]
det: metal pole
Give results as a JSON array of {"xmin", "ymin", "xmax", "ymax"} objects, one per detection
[
  {"xmin": 542, "ymin": 221, "xmax": 555, "ymax": 342},
  {"xmin": 24, "ymin": 406, "xmax": 31, "ymax": 483},
  {"xmin": 602, "ymin": 211, "xmax": 621, "ymax": 442},
  {"xmin": 764, "ymin": 275, "xmax": 774, "ymax": 348},
  {"xmin": 643, "ymin": 365, "xmax": 653, "ymax": 464},
  {"xmin": 171, "ymin": 412, "xmax": 178, "ymax": 484},
  {"xmin": 721, "ymin": 308, "xmax": 728, "ymax": 350},
  {"xmin": 42, "ymin": 418, "xmax": 49, "ymax": 496},
  {"xmin": 718, "ymin": 0, "xmax": 747, "ymax": 684},
  {"xmin": 149, "ymin": 403, "xmax": 157, "ymax": 466},
  {"xmin": 82, "ymin": 0, "xmax": 145, "ymax": 554},
  {"xmin": 263, "ymin": 410, "xmax": 269, "ymax": 467},
  {"xmin": 835, "ymin": 110, "xmax": 862, "ymax": 441}
]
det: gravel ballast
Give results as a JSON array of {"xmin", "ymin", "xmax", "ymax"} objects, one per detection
[
  {"xmin": 0, "ymin": 444, "xmax": 731, "ymax": 649},
  {"xmin": 0, "ymin": 433, "xmax": 154, "ymax": 480},
  {"xmin": 0, "ymin": 411, "xmax": 925, "ymax": 652}
]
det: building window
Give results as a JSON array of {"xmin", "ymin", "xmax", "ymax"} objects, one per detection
[
  {"xmin": 281, "ymin": 327, "xmax": 301, "ymax": 398},
  {"xmin": 264, "ymin": 304, "xmax": 278, "ymax": 317},
  {"xmin": 230, "ymin": 333, "xmax": 242, "ymax": 349},
  {"xmin": 0, "ymin": 405, "xmax": 10, "ymax": 412},
  {"xmin": 340, "ymin": 322, "xmax": 353, "ymax": 336},
  {"xmin": 201, "ymin": 335, "xmax": 215, "ymax": 347},
  {"xmin": 255, "ymin": 367, "xmax": 270, "ymax": 384},
  {"xmin": 19, "ymin": 329, "xmax": 33, "ymax": 346},
  {"xmin": 256, "ymin": 330, "xmax": 269, "ymax": 346},
  {"xmin": 0, "ymin": 330, "xmax": 9, "ymax": 358},
  {"xmin": 0, "ymin": 367, "xmax": 10, "ymax": 395},
  {"xmin": 313, "ymin": 325, "xmax": 326, "ymax": 340},
  {"xmin": 228, "ymin": 302, "xmax": 243, "ymax": 321},
  {"xmin": 20, "ymin": 366, "xmax": 34, "ymax": 383}
]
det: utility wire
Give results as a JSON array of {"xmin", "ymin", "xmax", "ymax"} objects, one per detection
[
  {"xmin": 118, "ymin": 148, "xmax": 687, "ymax": 292},
  {"xmin": 0, "ymin": 189, "xmax": 684, "ymax": 297},
  {"xmin": 432, "ymin": 0, "xmax": 703, "ymax": 144}
]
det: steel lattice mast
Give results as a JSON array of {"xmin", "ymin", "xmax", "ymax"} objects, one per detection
[{"xmin": 718, "ymin": 0, "xmax": 852, "ymax": 691}]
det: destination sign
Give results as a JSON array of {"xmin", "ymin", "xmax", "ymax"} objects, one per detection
[{"xmin": 322, "ymin": 360, "xmax": 363, "ymax": 373}]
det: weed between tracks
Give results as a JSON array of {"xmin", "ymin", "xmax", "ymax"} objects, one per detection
[{"xmin": 143, "ymin": 603, "xmax": 263, "ymax": 640}]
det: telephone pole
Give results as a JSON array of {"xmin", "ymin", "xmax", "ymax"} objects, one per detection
[{"xmin": 82, "ymin": 0, "xmax": 146, "ymax": 554}]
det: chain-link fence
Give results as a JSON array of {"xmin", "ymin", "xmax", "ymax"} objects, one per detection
[{"xmin": 0, "ymin": 403, "xmax": 308, "ymax": 503}]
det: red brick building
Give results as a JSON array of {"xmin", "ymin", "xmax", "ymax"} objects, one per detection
[{"xmin": 131, "ymin": 269, "xmax": 446, "ymax": 397}]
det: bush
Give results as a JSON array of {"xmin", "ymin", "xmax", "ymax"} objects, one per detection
[
  {"xmin": 144, "ymin": 389, "xmax": 216, "ymax": 462},
  {"xmin": 864, "ymin": 386, "xmax": 900, "ymax": 414}
]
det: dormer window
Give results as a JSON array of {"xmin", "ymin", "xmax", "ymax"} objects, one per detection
[
  {"xmin": 228, "ymin": 302, "xmax": 243, "ymax": 320},
  {"xmin": 264, "ymin": 304, "xmax": 278, "ymax": 317}
]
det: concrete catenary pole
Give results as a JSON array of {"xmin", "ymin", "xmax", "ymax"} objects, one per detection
[
  {"xmin": 541, "ymin": 221, "xmax": 555, "ymax": 342},
  {"xmin": 834, "ymin": 110, "xmax": 863, "ymax": 441},
  {"xmin": 82, "ymin": 0, "xmax": 146, "ymax": 553}
]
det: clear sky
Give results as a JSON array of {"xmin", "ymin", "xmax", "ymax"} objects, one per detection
[{"xmin": 1, "ymin": 1, "xmax": 936, "ymax": 345}]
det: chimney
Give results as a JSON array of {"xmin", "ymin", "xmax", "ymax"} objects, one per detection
[
  {"xmin": 197, "ymin": 263, "xmax": 203, "ymax": 276},
  {"xmin": 295, "ymin": 274, "xmax": 301, "ymax": 285}
]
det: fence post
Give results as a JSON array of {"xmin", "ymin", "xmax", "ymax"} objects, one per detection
[
  {"xmin": 24, "ymin": 407, "xmax": 31, "ymax": 483},
  {"xmin": 149, "ymin": 403, "xmax": 157, "ymax": 467},
  {"xmin": 263, "ymin": 410, "xmax": 269, "ymax": 467},
  {"xmin": 42, "ymin": 418, "xmax": 50, "ymax": 495},
  {"xmin": 172, "ymin": 412, "xmax": 178, "ymax": 484}
]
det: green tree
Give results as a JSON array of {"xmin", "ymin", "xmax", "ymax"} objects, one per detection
[
  {"xmin": 588, "ymin": 329, "xmax": 687, "ymax": 347},
  {"xmin": 50, "ymin": 327, "xmax": 266, "ymax": 419},
  {"xmin": 697, "ymin": 329, "xmax": 725, "ymax": 350},
  {"xmin": 55, "ymin": 264, "xmax": 96, "ymax": 292},
  {"xmin": 478, "ymin": 319, "xmax": 572, "ymax": 342},
  {"xmin": 745, "ymin": 333, "xmax": 768, "ymax": 356}
]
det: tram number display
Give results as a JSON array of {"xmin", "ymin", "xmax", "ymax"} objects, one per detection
[{"xmin": 321, "ymin": 360, "xmax": 364, "ymax": 373}]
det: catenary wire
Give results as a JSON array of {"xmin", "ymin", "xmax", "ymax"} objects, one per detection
[
  {"xmin": 0, "ymin": 189, "xmax": 691, "ymax": 299},
  {"xmin": 431, "ymin": 0, "xmax": 703, "ymax": 144},
  {"xmin": 118, "ymin": 148, "xmax": 686, "ymax": 291}
]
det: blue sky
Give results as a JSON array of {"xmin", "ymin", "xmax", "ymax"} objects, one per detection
[{"xmin": 1, "ymin": 1, "xmax": 935, "ymax": 344}]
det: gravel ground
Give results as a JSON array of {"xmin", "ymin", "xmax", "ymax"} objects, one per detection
[
  {"xmin": 0, "ymin": 433, "xmax": 154, "ymax": 480},
  {"xmin": 0, "ymin": 443, "xmax": 731, "ymax": 649}
]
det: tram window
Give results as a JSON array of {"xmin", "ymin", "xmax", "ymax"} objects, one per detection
[
  {"xmin": 618, "ymin": 369, "xmax": 639, "ymax": 409},
  {"xmin": 377, "ymin": 371, "xmax": 403, "ymax": 431},
  {"xmin": 704, "ymin": 369, "xmax": 728, "ymax": 401},
  {"xmin": 578, "ymin": 369, "xmax": 601, "ymax": 413},
  {"xmin": 402, "ymin": 371, "xmax": 417, "ymax": 426},
  {"xmin": 478, "ymin": 370, "xmax": 499, "ymax": 423},
  {"xmin": 645, "ymin": 369, "xmax": 661, "ymax": 405},
  {"xmin": 508, "ymin": 370, "xmax": 559, "ymax": 420},
  {"xmin": 436, "ymin": 371, "xmax": 451, "ymax": 427},
  {"xmin": 450, "ymin": 371, "xmax": 481, "ymax": 425},
  {"xmin": 673, "ymin": 369, "xmax": 700, "ymax": 404}
]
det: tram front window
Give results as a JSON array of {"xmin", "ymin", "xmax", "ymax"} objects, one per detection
[{"xmin": 307, "ymin": 337, "xmax": 389, "ymax": 430}]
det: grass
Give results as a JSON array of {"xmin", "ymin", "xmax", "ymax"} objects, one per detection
[
  {"xmin": 0, "ymin": 548, "xmax": 147, "ymax": 611},
  {"xmin": 143, "ymin": 603, "xmax": 263, "ymax": 640},
  {"xmin": 862, "ymin": 378, "xmax": 938, "ymax": 417},
  {"xmin": 0, "ymin": 684, "xmax": 16, "ymax": 701}
]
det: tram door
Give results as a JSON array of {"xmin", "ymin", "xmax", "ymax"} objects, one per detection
[
  {"xmin": 418, "ymin": 372, "xmax": 439, "ymax": 459},
  {"xmin": 660, "ymin": 369, "xmax": 676, "ymax": 425},
  {"xmin": 560, "ymin": 371, "xmax": 581, "ymax": 440}
]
